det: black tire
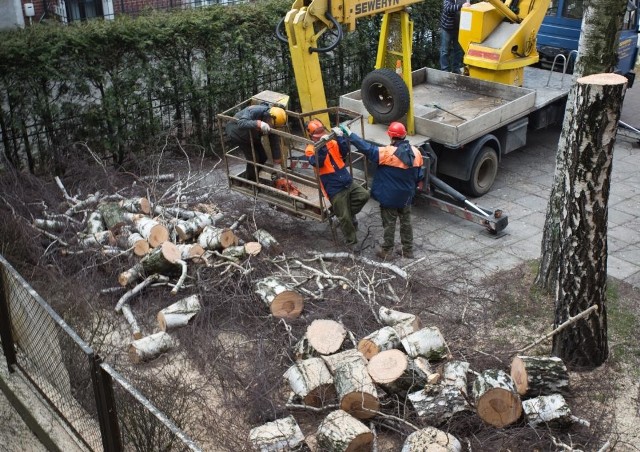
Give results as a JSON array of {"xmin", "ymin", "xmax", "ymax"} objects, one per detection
[
  {"xmin": 464, "ymin": 146, "xmax": 498, "ymax": 197},
  {"xmin": 361, "ymin": 69, "xmax": 410, "ymax": 123}
]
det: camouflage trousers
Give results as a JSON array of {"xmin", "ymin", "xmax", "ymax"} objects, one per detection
[{"xmin": 380, "ymin": 205, "xmax": 413, "ymax": 252}]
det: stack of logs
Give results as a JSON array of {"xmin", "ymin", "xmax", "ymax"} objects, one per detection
[{"xmin": 249, "ymin": 307, "xmax": 579, "ymax": 451}]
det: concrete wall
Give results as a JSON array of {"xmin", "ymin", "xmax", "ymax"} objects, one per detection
[{"xmin": 0, "ymin": 0, "xmax": 25, "ymax": 30}]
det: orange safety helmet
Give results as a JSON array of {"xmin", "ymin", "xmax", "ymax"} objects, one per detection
[
  {"xmin": 269, "ymin": 107, "xmax": 287, "ymax": 127},
  {"xmin": 306, "ymin": 119, "xmax": 325, "ymax": 136},
  {"xmin": 387, "ymin": 122, "xmax": 407, "ymax": 139}
]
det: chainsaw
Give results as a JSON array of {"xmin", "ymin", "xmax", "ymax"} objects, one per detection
[{"xmin": 272, "ymin": 173, "xmax": 307, "ymax": 199}]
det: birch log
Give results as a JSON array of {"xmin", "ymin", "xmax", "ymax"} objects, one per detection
[
  {"xmin": 305, "ymin": 319, "xmax": 347, "ymax": 356},
  {"xmin": 401, "ymin": 327, "xmax": 448, "ymax": 361},
  {"xmin": 117, "ymin": 228, "xmax": 149, "ymax": 256},
  {"xmin": 85, "ymin": 211, "xmax": 105, "ymax": 235},
  {"xmin": 157, "ymin": 294, "xmax": 201, "ymax": 331},
  {"xmin": 175, "ymin": 243, "xmax": 206, "ymax": 263},
  {"xmin": 198, "ymin": 225, "xmax": 238, "ymax": 250},
  {"xmin": 133, "ymin": 216, "xmax": 169, "ymax": 248},
  {"xmin": 321, "ymin": 350, "xmax": 368, "ymax": 375},
  {"xmin": 175, "ymin": 213, "xmax": 215, "ymax": 242},
  {"xmin": 367, "ymin": 349, "xmax": 428, "ymax": 395},
  {"xmin": 442, "ymin": 361, "xmax": 470, "ymax": 395},
  {"xmin": 129, "ymin": 331, "xmax": 175, "ymax": 363},
  {"xmin": 248, "ymin": 415, "xmax": 309, "ymax": 451},
  {"xmin": 118, "ymin": 241, "xmax": 181, "ymax": 286},
  {"xmin": 472, "ymin": 369, "xmax": 522, "ymax": 427},
  {"xmin": 253, "ymin": 229, "xmax": 280, "ymax": 250},
  {"xmin": 78, "ymin": 230, "xmax": 116, "ymax": 248},
  {"xmin": 244, "ymin": 242, "xmax": 262, "ymax": 256},
  {"xmin": 379, "ymin": 307, "xmax": 421, "ymax": 331},
  {"xmin": 357, "ymin": 326, "xmax": 401, "ymax": 359},
  {"xmin": 408, "ymin": 384, "xmax": 472, "ymax": 424},
  {"xmin": 510, "ymin": 355, "xmax": 569, "ymax": 398},
  {"xmin": 221, "ymin": 245, "xmax": 247, "ymax": 260},
  {"xmin": 401, "ymin": 427, "xmax": 462, "ymax": 452},
  {"xmin": 255, "ymin": 277, "xmax": 304, "ymax": 319},
  {"xmin": 316, "ymin": 410, "xmax": 373, "ymax": 452},
  {"xmin": 283, "ymin": 357, "xmax": 335, "ymax": 407},
  {"xmin": 334, "ymin": 359, "xmax": 379, "ymax": 419},
  {"xmin": 98, "ymin": 202, "xmax": 139, "ymax": 230},
  {"xmin": 522, "ymin": 394, "xmax": 573, "ymax": 427},
  {"xmin": 120, "ymin": 197, "xmax": 151, "ymax": 215}
]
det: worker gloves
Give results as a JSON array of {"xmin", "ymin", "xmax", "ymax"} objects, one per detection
[
  {"xmin": 337, "ymin": 124, "xmax": 352, "ymax": 136},
  {"xmin": 257, "ymin": 120, "xmax": 271, "ymax": 135}
]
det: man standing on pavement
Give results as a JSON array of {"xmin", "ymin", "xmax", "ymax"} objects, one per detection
[
  {"xmin": 305, "ymin": 119, "xmax": 370, "ymax": 247},
  {"xmin": 440, "ymin": 0, "xmax": 471, "ymax": 74},
  {"xmin": 334, "ymin": 122, "xmax": 424, "ymax": 259},
  {"xmin": 225, "ymin": 104, "xmax": 288, "ymax": 183}
]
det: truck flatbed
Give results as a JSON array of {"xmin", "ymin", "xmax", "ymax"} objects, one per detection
[{"xmin": 340, "ymin": 66, "xmax": 573, "ymax": 147}]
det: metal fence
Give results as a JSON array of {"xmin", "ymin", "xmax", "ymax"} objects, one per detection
[{"xmin": 0, "ymin": 253, "xmax": 202, "ymax": 452}]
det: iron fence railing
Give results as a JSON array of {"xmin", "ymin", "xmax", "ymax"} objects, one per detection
[{"xmin": 0, "ymin": 253, "xmax": 202, "ymax": 452}]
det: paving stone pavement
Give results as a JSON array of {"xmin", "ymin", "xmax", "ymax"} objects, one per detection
[{"xmin": 355, "ymin": 80, "xmax": 640, "ymax": 288}]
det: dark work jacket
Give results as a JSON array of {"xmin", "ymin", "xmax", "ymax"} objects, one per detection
[
  {"xmin": 349, "ymin": 134, "xmax": 424, "ymax": 209},
  {"xmin": 225, "ymin": 104, "xmax": 281, "ymax": 161},
  {"xmin": 305, "ymin": 136, "xmax": 353, "ymax": 199},
  {"xmin": 441, "ymin": 0, "xmax": 466, "ymax": 30}
]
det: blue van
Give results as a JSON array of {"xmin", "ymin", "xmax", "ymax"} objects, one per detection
[{"xmin": 537, "ymin": 0, "xmax": 639, "ymax": 85}]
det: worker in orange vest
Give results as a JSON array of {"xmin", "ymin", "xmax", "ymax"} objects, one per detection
[{"xmin": 305, "ymin": 119, "xmax": 370, "ymax": 247}]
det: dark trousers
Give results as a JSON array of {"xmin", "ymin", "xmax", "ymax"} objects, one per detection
[
  {"xmin": 233, "ymin": 132, "xmax": 267, "ymax": 182},
  {"xmin": 380, "ymin": 205, "xmax": 413, "ymax": 252},
  {"xmin": 330, "ymin": 182, "xmax": 370, "ymax": 245}
]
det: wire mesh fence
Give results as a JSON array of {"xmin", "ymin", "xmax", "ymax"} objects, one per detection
[{"xmin": 0, "ymin": 253, "xmax": 200, "ymax": 452}]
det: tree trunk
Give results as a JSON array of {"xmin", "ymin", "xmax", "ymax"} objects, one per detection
[
  {"xmin": 255, "ymin": 277, "xmax": 304, "ymax": 319},
  {"xmin": 157, "ymin": 294, "xmax": 201, "ymax": 331},
  {"xmin": 118, "ymin": 241, "xmax": 181, "ymax": 286},
  {"xmin": 321, "ymin": 349, "xmax": 368, "ymax": 375},
  {"xmin": 472, "ymin": 369, "xmax": 522, "ymax": 428},
  {"xmin": 536, "ymin": 0, "xmax": 629, "ymax": 292},
  {"xmin": 334, "ymin": 359, "xmax": 379, "ymax": 419},
  {"xmin": 116, "ymin": 228, "xmax": 149, "ymax": 256},
  {"xmin": 357, "ymin": 326, "xmax": 401, "ymax": 359},
  {"xmin": 295, "ymin": 319, "xmax": 347, "ymax": 358},
  {"xmin": 367, "ymin": 349, "xmax": 428, "ymax": 395},
  {"xmin": 510, "ymin": 355, "xmax": 569, "ymax": 398},
  {"xmin": 175, "ymin": 213, "xmax": 215, "ymax": 242},
  {"xmin": 283, "ymin": 357, "xmax": 335, "ymax": 407},
  {"xmin": 401, "ymin": 427, "xmax": 462, "ymax": 452},
  {"xmin": 119, "ymin": 197, "xmax": 151, "ymax": 215},
  {"xmin": 175, "ymin": 243, "xmax": 206, "ymax": 262},
  {"xmin": 550, "ymin": 74, "xmax": 626, "ymax": 368},
  {"xmin": 129, "ymin": 331, "xmax": 175, "ymax": 363},
  {"xmin": 98, "ymin": 202, "xmax": 139, "ymax": 230},
  {"xmin": 400, "ymin": 327, "xmax": 448, "ymax": 361},
  {"xmin": 316, "ymin": 410, "xmax": 372, "ymax": 452},
  {"xmin": 248, "ymin": 415, "xmax": 309, "ymax": 451},
  {"xmin": 442, "ymin": 361, "xmax": 470, "ymax": 395},
  {"xmin": 197, "ymin": 225, "xmax": 237, "ymax": 250},
  {"xmin": 522, "ymin": 394, "xmax": 573, "ymax": 428},
  {"xmin": 133, "ymin": 216, "xmax": 169, "ymax": 248},
  {"xmin": 408, "ymin": 384, "xmax": 472, "ymax": 424}
]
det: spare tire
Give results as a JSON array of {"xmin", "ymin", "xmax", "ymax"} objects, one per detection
[{"xmin": 361, "ymin": 69, "xmax": 410, "ymax": 123}]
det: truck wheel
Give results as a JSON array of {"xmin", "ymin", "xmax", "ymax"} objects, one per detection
[
  {"xmin": 361, "ymin": 69, "xmax": 410, "ymax": 123},
  {"xmin": 465, "ymin": 146, "xmax": 498, "ymax": 197}
]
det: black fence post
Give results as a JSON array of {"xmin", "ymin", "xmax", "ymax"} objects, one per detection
[
  {"xmin": 0, "ymin": 269, "xmax": 18, "ymax": 372},
  {"xmin": 91, "ymin": 355, "xmax": 123, "ymax": 452}
]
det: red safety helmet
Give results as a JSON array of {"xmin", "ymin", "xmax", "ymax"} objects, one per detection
[
  {"xmin": 387, "ymin": 122, "xmax": 407, "ymax": 139},
  {"xmin": 306, "ymin": 119, "xmax": 325, "ymax": 136}
]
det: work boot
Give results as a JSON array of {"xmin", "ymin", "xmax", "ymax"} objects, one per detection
[
  {"xmin": 376, "ymin": 248, "xmax": 394, "ymax": 260},
  {"xmin": 396, "ymin": 249, "xmax": 414, "ymax": 258}
]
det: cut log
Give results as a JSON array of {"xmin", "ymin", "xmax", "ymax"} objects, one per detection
[
  {"xmin": 120, "ymin": 197, "xmax": 151, "ymax": 215},
  {"xmin": 116, "ymin": 228, "xmax": 149, "ymax": 256},
  {"xmin": 157, "ymin": 294, "xmax": 201, "ymax": 332},
  {"xmin": 118, "ymin": 241, "xmax": 181, "ymax": 286},
  {"xmin": 175, "ymin": 213, "xmax": 215, "ymax": 242},
  {"xmin": 98, "ymin": 202, "xmax": 140, "ymax": 230},
  {"xmin": 401, "ymin": 427, "xmax": 462, "ymax": 452},
  {"xmin": 379, "ymin": 307, "xmax": 421, "ymax": 330},
  {"xmin": 33, "ymin": 218, "xmax": 66, "ymax": 232},
  {"xmin": 78, "ymin": 230, "xmax": 116, "ymax": 248},
  {"xmin": 283, "ymin": 357, "xmax": 335, "ymax": 407},
  {"xmin": 321, "ymin": 350, "xmax": 368, "ymax": 375},
  {"xmin": 392, "ymin": 319, "xmax": 421, "ymax": 339},
  {"xmin": 334, "ymin": 358, "xmax": 379, "ymax": 419},
  {"xmin": 400, "ymin": 327, "xmax": 448, "ymax": 361},
  {"xmin": 367, "ymin": 349, "xmax": 428, "ymax": 396},
  {"xmin": 307, "ymin": 319, "xmax": 347, "ymax": 355},
  {"xmin": 316, "ymin": 410, "xmax": 373, "ymax": 452},
  {"xmin": 133, "ymin": 216, "xmax": 169, "ymax": 248},
  {"xmin": 522, "ymin": 394, "xmax": 573, "ymax": 428},
  {"xmin": 129, "ymin": 331, "xmax": 174, "ymax": 363},
  {"xmin": 244, "ymin": 241, "xmax": 262, "ymax": 256},
  {"xmin": 255, "ymin": 277, "xmax": 304, "ymax": 319},
  {"xmin": 198, "ymin": 225, "xmax": 237, "ymax": 250},
  {"xmin": 408, "ymin": 384, "xmax": 472, "ymax": 424},
  {"xmin": 121, "ymin": 304, "xmax": 142, "ymax": 339},
  {"xmin": 175, "ymin": 243, "xmax": 206, "ymax": 263},
  {"xmin": 357, "ymin": 326, "xmax": 401, "ymax": 359},
  {"xmin": 472, "ymin": 369, "xmax": 522, "ymax": 428},
  {"xmin": 442, "ymin": 361, "xmax": 470, "ymax": 395},
  {"xmin": 248, "ymin": 415, "xmax": 309, "ymax": 451},
  {"xmin": 85, "ymin": 211, "xmax": 105, "ymax": 235},
  {"xmin": 221, "ymin": 245, "xmax": 247, "ymax": 260},
  {"xmin": 253, "ymin": 229, "xmax": 281, "ymax": 253},
  {"xmin": 510, "ymin": 355, "xmax": 569, "ymax": 399}
]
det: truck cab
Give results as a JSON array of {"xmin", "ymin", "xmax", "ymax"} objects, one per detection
[{"xmin": 537, "ymin": 0, "xmax": 639, "ymax": 84}]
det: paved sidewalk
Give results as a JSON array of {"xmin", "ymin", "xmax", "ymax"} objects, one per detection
[{"xmin": 356, "ymin": 80, "xmax": 640, "ymax": 288}]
